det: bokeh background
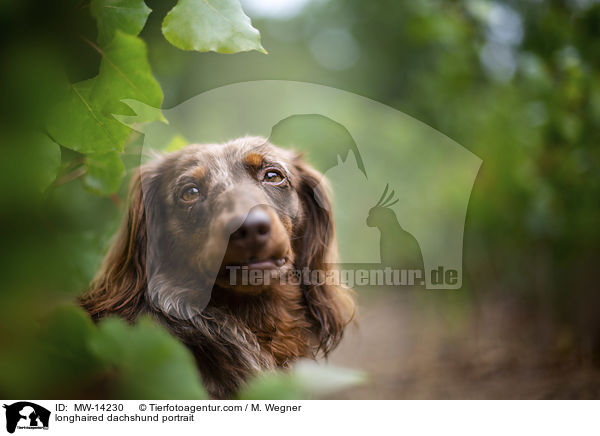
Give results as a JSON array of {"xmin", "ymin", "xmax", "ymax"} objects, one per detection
[{"xmin": 1, "ymin": 0, "xmax": 599, "ymax": 398}]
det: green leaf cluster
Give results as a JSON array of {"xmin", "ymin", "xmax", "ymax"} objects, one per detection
[
  {"xmin": 42, "ymin": 0, "xmax": 264, "ymax": 196},
  {"xmin": 1, "ymin": 0, "xmax": 357, "ymax": 401},
  {"xmin": 1, "ymin": 0, "xmax": 364, "ymax": 402},
  {"xmin": 34, "ymin": 305, "xmax": 208, "ymax": 399}
]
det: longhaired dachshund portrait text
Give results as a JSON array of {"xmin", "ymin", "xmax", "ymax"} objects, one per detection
[{"xmin": 80, "ymin": 137, "xmax": 355, "ymax": 398}]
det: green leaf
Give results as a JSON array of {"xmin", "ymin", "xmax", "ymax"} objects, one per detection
[
  {"xmin": 91, "ymin": 0, "xmax": 152, "ymax": 46},
  {"xmin": 91, "ymin": 32, "xmax": 164, "ymax": 136},
  {"xmin": 118, "ymin": 98, "xmax": 167, "ymax": 126},
  {"xmin": 29, "ymin": 133, "xmax": 61, "ymax": 190},
  {"xmin": 162, "ymin": 0, "xmax": 266, "ymax": 54},
  {"xmin": 47, "ymin": 78, "xmax": 119, "ymax": 154},
  {"xmin": 89, "ymin": 316, "xmax": 208, "ymax": 399},
  {"xmin": 84, "ymin": 151, "xmax": 125, "ymax": 195},
  {"xmin": 36, "ymin": 306, "xmax": 104, "ymax": 392},
  {"xmin": 47, "ymin": 32, "xmax": 163, "ymax": 154},
  {"xmin": 238, "ymin": 360, "xmax": 367, "ymax": 400},
  {"xmin": 164, "ymin": 134, "xmax": 189, "ymax": 152}
]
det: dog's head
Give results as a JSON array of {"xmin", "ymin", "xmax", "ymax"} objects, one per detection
[
  {"xmin": 83, "ymin": 137, "xmax": 354, "ymax": 354},
  {"xmin": 141, "ymin": 137, "xmax": 304, "ymax": 298}
]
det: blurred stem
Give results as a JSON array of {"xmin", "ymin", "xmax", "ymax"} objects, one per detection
[{"xmin": 53, "ymin": 165, "xmax": 87, "ymax": 187}]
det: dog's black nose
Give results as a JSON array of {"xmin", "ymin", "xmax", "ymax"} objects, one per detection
[{"xmin": 230, "ymin": 208, "xmax": 271, "ymax": 247}]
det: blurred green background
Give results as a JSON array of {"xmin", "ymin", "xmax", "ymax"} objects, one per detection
[{"xmin": 1, "ymin": 0, "xmax": 599, "ymax": 398}]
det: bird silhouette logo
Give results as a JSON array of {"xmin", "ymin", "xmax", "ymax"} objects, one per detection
[{"xmin": 367, "ymin": 184, "xmax": 424, "ymax": 272}]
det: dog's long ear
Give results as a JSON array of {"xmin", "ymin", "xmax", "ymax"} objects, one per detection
[
  {"xmin": 293, "ymin": 157, "xmax": 356, "ymax": 356},
  {"xmin": 80, "ymin": 169, "xmax": 153, "ymax": 321}
]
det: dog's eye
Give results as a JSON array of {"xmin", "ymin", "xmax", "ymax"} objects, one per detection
[
  {"xmin": 263, "ymin": 169, "xmax": 285, "ymax": 184},
  {"xmin": 181, "ymin": 186, "xmax": 201, "ymax": 202}
]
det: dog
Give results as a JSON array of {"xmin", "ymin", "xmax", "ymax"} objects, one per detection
[{"xmin": 80, "ymin": 136, "xmax": 356, "ymax": 398}]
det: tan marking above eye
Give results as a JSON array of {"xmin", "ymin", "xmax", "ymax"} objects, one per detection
[
  {"xmin": 190, "ymin": 166, "xmax": 206, "ymax": 180},
  {"xmin": 244, "ymin": 153, "xmax": 264, "ymax": 168}
]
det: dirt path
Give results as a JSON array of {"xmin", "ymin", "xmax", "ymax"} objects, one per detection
[{"xmin": 328, "ymin": 289, "xmax": 600, "ymax": 399}]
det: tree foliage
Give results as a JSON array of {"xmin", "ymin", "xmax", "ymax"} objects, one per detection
[{"xmin": 0, "ymin": 0, "xmax": 361, "ymax": 399}]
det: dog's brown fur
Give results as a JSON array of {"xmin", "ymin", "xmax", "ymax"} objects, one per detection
[{"xmin": 80, "ymin": 137, "xmax": 355, "ymax": 398}]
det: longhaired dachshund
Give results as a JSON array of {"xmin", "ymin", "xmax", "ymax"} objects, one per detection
[{"xmin": 80, "ymin": 136, "xmax": 356, "ymax": 398}]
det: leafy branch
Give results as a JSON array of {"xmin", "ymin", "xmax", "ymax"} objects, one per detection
[{"xmin": 44, "ymin": 0, "xmax": 265, "ymax": 196}]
